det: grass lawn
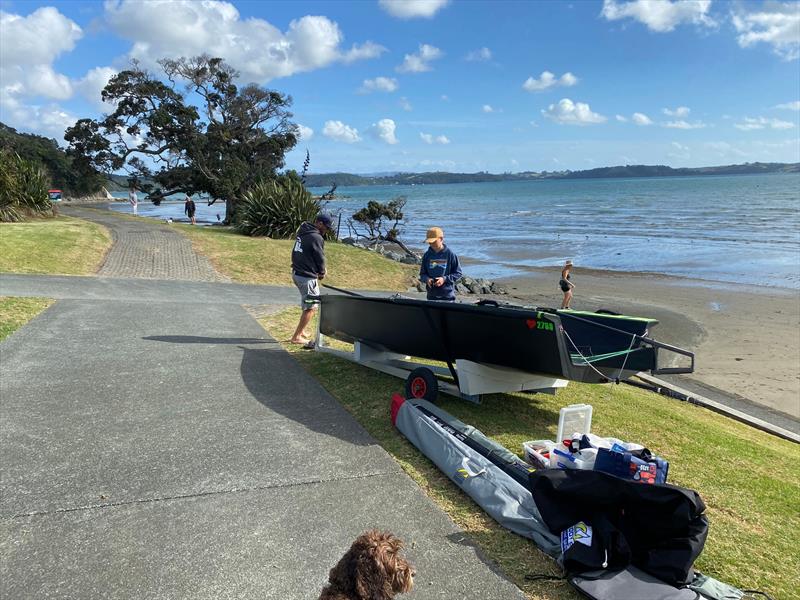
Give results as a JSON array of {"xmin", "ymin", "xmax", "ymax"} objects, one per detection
[
  {"xmin": 0, "ymin": 216, "xmax": 112, "ymax": 275},
  {"xmin": 259, "ymin": 307, "xmax": 800, "ymax": 600},
  {"xmin": 0, "ymin": 297, "xmax": 54, "ymax": 341},
  {"xmin": 177, "ymin": 224, "xmax": 417, "ymax": 291}
]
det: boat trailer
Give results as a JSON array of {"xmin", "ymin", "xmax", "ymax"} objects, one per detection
[{"xmin": 314, "ymin": 312, "xmax": 569, "ymax": 404}]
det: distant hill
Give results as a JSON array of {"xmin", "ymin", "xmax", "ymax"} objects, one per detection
[
  {"xmin": 304, "ymin": 162, "xmax": 800, "ymax": 188},
  {"xmin": 0, "ymin": 122, "xmax": 104, "ymax": 196}
]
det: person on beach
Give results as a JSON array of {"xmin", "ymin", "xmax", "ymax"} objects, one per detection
[
  {"xmin": 559, "ymin": 260, "xmax": 575, "ymax": 309},
  {"xmin": 184, "ymin": 195, "xmax": 196, "ymax": 225},
  {"xmin": 128, "ymin": 185, "xmax": 138, "ymax": 215},
  {"xmin": 290, "ymin": 213, "xmax": 334, "ymax": 346},
  {"xmin": 420, "ymin": 226, "xmax": 462, "ymax": 302}
]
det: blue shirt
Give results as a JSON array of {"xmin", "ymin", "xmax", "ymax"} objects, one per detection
[{"xmin": 420, "ymin": 245, "xmax": 462, "ymax": 301}]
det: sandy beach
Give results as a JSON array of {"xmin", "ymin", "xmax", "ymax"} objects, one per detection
[{"xmin": 482, "ymin": 263, "xmax": 800, "ymax": 420}]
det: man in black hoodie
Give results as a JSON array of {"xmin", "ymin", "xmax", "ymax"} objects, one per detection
[{"xmin": 290, "ymin": 213, "xmax": 333, "ymax": 345}]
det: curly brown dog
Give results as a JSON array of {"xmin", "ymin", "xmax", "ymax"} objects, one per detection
[{"xmin": 319, "ymin": 530, "xmax": 415, "ymax": 600}]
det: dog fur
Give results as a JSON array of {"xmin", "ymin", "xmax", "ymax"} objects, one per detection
[{"xmin": 319, "ymin": 530, "xmax": 415, "ymax": 600}]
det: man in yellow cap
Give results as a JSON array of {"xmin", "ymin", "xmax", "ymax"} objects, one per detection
[{"xmin": 420, "ymin": 226, "xmax": 462, "ymax": 301}]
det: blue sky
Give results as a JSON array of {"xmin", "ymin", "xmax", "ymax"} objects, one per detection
[{"xmin": 1, "ymin": 0, "xmax": 799, "ymax": 173}]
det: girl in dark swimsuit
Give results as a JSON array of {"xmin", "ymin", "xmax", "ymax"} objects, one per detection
[{"xmin": 559, "ymin": 260, "xmax": 574, "ymax": 309}]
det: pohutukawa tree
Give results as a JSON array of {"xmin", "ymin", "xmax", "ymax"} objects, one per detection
[{"xmin": 65, "ymin": 55, "xmax": 298, "ymax": 223}]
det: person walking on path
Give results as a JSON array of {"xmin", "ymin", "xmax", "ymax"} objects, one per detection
[
  {"xmin": 128, "ymin": 185, "xmax": 138, "ymax": 215},
  {"xmin": 184, "ymin": 195, "xmax": 196, "ymax": 225},
  {"xmin": 420, "ymin": 226, "xmax": 462, "ymax": 302},
  {"xmin": 290, "ymin": 213, "xmax": 333, "ymax": 345},
  {"xmin": 559, "ymin": 259, "xmax": 575, "ymax": 309}
]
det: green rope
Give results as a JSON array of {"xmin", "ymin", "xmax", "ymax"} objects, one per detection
[{"xmin": 570, "ymin": 347, "xmax": 643, "ymax": 365}]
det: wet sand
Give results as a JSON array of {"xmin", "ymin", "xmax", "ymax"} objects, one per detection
[{"xmin": 487, "ymin": 265, "xmax": 800, "ymax": 419}]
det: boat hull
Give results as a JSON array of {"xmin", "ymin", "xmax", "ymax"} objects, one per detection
[{"xmin": 319, "ymin": 295, "xmax": 659, "ymax": 384}]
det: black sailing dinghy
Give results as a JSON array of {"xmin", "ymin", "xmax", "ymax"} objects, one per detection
[{"xmin": 318, "ymin": 293, "xmax": 694, "ymax": 395}]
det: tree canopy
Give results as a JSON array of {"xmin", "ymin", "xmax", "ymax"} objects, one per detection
[{"xmin": 65, "ymin": 56, "xmax": 299, "ymax": 222}]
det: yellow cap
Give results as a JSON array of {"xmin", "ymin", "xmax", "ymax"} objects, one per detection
[{"xmin": 424, "ymin": 226, "xmax": 444, "ymax": 243}]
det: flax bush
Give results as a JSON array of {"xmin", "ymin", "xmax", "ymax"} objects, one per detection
[
  {"xmin": 234, "ymin": 176, "xmax": 321, "ymax": 238},
  {"xmin": 0, "ymin": 150, "xmax": 51, "ymax": 222}
]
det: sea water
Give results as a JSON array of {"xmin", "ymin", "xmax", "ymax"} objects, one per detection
[
  {"xmin": 311, "ymin": 173, "xmax": 800, "ymax": 289},
  {"xmin": 109, "ymin": 173, "xmax": 800, "ymax": 288}
]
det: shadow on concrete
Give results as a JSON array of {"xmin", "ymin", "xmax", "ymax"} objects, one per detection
[
  {"xmin": 143, "ymin": 335, "xmax": 277, "ymax": 345},
  {"xmin": 238, "ymin": 346, "xmax": 371, "ymax": 446}
]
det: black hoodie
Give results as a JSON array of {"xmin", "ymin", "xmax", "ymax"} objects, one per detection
[{"xmin": 291, "ymin": 222, "xmax": 326, "ymax": 278}]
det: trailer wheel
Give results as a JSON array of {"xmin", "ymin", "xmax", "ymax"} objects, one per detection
[{"xmin": 405, "ymin": 367, "xmax": 438, "ymax": 402}]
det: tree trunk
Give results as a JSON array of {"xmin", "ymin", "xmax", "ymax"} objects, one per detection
[{"xmin": 224, "ymin": 197, "xmax": 234, "ymax": 225}]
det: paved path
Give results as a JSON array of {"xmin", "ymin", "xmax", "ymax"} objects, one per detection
[
  {"xmin": 64, "ymin": 206, "xmax": 229, "ymax": 282},
  {"xmin": 0, "ymin": 210, "xmax": 528, "ymax": 599}
]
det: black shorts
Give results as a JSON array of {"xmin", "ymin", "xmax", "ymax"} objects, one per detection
[{"xmin": 559, "ymin": 279, "xmax": 571, "ymax": 293}]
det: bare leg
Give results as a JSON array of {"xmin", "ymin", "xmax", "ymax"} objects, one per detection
[
  {"xmin": 562, "ymin": 290, "xmax": 573, "ymax": 309},
  {"xmin": 290, "ymin": 309, "xmax": 315, "ymax": 344}
]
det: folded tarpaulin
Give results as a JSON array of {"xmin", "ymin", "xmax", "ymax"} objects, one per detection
[
  {"xmin": 530, "ymin": 469, "xmax": 708, "ymax": 586},
  {"xmin": 391, "ymin": 394, "xmax": 560, "ymax": 555}
]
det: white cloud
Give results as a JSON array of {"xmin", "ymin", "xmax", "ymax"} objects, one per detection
[
  {"xmin": 632, "ymin": 112, "xmax": 653, "ymax": 125},
  {"xmin": 668, "ymin": 141, "xmax": 691, "ymax": 159},
  {"xmin": 482, "ymin": 104, "xmax": 494, "ymax": 113},
  {"xmin": 0, "ymin": 94, "xmax": 78, "ymax": 140},
  {"xmin": 75, "ymin": 66, "xmax": 118, "ymax": 110},
  {"xmin": 663, "ymin": 120, "xmax": 706, "ymax": 129},
  {"xmin": 522, "ymin": 70, "xmax": 579, "ymax": 92},
  {"xmin": 297, "ymin": 124, "xmax": 314, "ymax": 140},
  {"xmin": 600, "ymin": 0, "xmax": 715, "ymax": 33},
  {"xmin": 465, "ymin": 47, "xmax": 492, "ymax": 61},
  {"xmin": 0, "ymin": 7, "xmax": 82, "ymax": 67},
  {"xmin": 399, "ymin": 97, "xmax": 413, "ymax": 111},
  {"xmin": 104, "ymin": 0, "xmax": 384, "ymax": 82},
  {"xmin": 732, "ymin": 3, "xmax": 800, "ymax": 61},
  {"xmin": 616, "ymin": 114, "xmax": 628, "ymax": 122},
  {"xmin": 396, "ymin": 43, "xmax": 443, "ymax": 73},
  {"xmin": 542, "ymin": 98, "xmax": 607, "ymax": 125},
  {"xmin": 775, "ymin": 101, "xmax": 800, "ymax": 110},
  {"xmin": 663, "ymin": 106, "xmax": 691, "ymax": 117},
  {"xmin": 734, "ymin": 116, "xmax": 795, "ymax": 131},
  {"xmin": 323, "ymin": 120, "xmax": 361, "ymax": 143},
  {"xmin": 0, "ymin": 7, "xmax": 83, "ymax": 138},
  {"xmin": 0, "ymin": 7, "xmax": 81, "ymax": 101},
  {"xmin": 359, "ymin": 76, "xmax": 398, "ymax": 93},
  {"xmin": 418, "ymin": 159, "xmax": 456, "ymax": 169},
  {"xmin": 369, "ymin": 118, "xmax": 398, "ymax": 144},
  {"xmin": 379, "ymin": 0, "xmax": 450, "ymax": 19},
  {"xmin": 420, "ymin": 132, "xmax": 450, "ymax": 144}
]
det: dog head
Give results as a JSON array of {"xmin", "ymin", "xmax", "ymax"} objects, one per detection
[{"xmin": 325, "ymin": 530, "xmax": 415, "ymax": 599}]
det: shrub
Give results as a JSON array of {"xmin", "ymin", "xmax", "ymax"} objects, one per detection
[
  {"xmin": 0, "ymin": 150, "xmax": 51, "ymax": 222},
  {"xmin": 350, "ymin": 197, "xmax": 406, "ymax": 240},
  {"xmin": 234, "ymin": 176, "xmax": 321, "ymax": 238}
]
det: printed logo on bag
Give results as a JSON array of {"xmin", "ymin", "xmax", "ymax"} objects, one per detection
[
  {"xmin": 632, "ymin": 463, "xmax": 657, "ymax": 484},
  {"xmin": 561, "ymin": 521, "xmax": 593, "ymax": 553}
]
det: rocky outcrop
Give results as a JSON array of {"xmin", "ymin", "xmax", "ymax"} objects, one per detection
[{"xmin": 64, "ymin": 187, "xmax": 115, "ymax": 204}]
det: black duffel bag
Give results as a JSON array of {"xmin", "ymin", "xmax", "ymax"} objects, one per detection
[{"xmin": 530, "ymin": 469, "xmax": 708, "ymax": 586}]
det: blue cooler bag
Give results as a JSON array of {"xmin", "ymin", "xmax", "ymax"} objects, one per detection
[{"xmin": 594, "ymin": 447, "xmax": 669, "ymax": 484}]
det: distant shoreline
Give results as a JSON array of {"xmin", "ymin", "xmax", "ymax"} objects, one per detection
[{"xmin": 304, "ymin": 162, "xmax": 799, "ymax": 187}]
